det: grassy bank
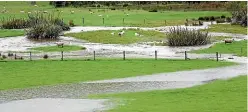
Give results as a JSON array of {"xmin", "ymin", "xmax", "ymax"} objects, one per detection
[
  {"xmin": 0, "ymin": 2, "xmax": 231, "ymax": 27},
  {"xmin": 0, "ymin": 59, "xmax": 234, "ymax": 90},
  {"xmin": 201, "ymin": 24, "xmax": 247, "ymax": 34},
  {"xmin": 91, "ymin": 75, "xmax": 247, "ymax": 112},
  {"xmin": 65, "ymin": 29, "xmax": 165, "ymax": 44},
  {"xmin": 0, "ymin": 29, "xmax": 25, "ymax": 38},
  {"xmin": 191, "ymin": 40, "xmax": 247, "ymax": 57},
  {"xmin": 30, "ymin": 45, "xmax": 86, "ymax": 52}
]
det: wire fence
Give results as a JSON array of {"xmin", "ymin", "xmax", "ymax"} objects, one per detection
[{"xmin": 0, "ymin": 50, "xmax": 233, "ymax": 62}]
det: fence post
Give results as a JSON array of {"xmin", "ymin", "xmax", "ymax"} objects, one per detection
[
  {"xmin": 14, "ymin": 53, "xmax": 16, "ymax": 60},
  {"xmin": 82, "ymin": 17, "xmax": 84, "ymax": 25},
  {"xmin": 123, "ymin": 51, "xmax": 125, "ymax": 60},
  {"xmin": 29, "ymin": 52, "xmax": 32, "ymax": 61},
  {"xmin": 164, "ymin": 20, "xmax": 166, "ymax": 26},
  {"xmin": 103, "ymin": 18, "xmax": 105, "ymax": 24},
  {"xmin": 123, "ymin": 18, "xmax": 124, "ymax": 24},
  {"xmin": 61, "ymin": 51, "xmax": 64, "ymax": 61},
  {"xmin": 93, "ymin": 51, "xmax": 95, "ymax": 60},
  {"xmin": 155, "ymin": 50, "xmax": 157, "ymax": 60},
  {"xmin": 216, "ymin": 52, "xmax": 219, "ymax": 61},
  {"xmin": 184, "ymin": 51, "xmax": 187, "ymax": 60}
]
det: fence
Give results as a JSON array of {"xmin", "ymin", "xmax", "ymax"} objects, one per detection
[{"xmin": 0, "ymin": 50, "xmax": 230, "ymax": 62}]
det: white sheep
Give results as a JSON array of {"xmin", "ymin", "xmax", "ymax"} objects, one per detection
[
  {"xmin": 118, "ymin": 31, "xmax": 125, "ymax": 37},
  {"xmin": 98, "ymin": 14, "xmax": 102, "ymax": 17},
  {"xmin": 71, "ymin": 10, "xmax": 74, "ymax": 14},
  {"xmin": 34, "ymin": 5, "xmax": 38, "ymax": 7},
  {"xmin": 111, "ymin": 32, "xmax": 115, "ymax": 35},
  {"xmin": 43, "ymin": 11, "xmax": 48, "ymax": 13},
  {"xmin": 126, "ymin": 14, "xmax": 129, "ymax": 16},
  {"xmin": 20, "ymin": 11, "xmax": 25, "ymax": 13},
  {"xmin": 135, "ymin": 33, "xmax": 140, "ymax": 36},
  {"xmin": 90, "ymin": 11, "xmax": 93, "ymax": 14},
  {"xmin": 28, "ymin": 12, "xmax": 31, "ymax": 14},
  {"xmin": 61, "ymin": 11, "xmax": 63, "ymax": 13}
]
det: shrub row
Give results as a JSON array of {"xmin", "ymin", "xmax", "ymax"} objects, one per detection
[
  {"xmin": 198, "ymin": 15, "xmax": 231, "ymax": 22},
  {"xmin": 167, "ymin": 27, "xmax": 210, "ymax": 46}
]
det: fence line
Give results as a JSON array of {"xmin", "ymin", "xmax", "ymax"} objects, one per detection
[{"xmin": 0, "ymin": 50, "xmax": 225, "ymax": 62}]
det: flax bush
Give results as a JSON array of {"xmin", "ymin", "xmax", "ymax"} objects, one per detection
[{"xmin": 167, "ymin": 27, "xmax": 210, "ymax": 46}]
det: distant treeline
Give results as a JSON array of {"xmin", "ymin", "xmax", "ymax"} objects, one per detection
[{"xmin": 49, "ymin": 1, "xmax": 232, "ymax": 11}]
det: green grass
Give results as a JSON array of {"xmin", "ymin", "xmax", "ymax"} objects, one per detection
[
  {"xmin": 201, "ymin": 24, "xmax": 248, "ymax": 34},
  {"xmin": 91, "ymin": 75, "xmax": 247, "ymax": 112},
  {"xmin": 65, "ymin": 29, "xmax": 165, "ymax": 44},
  {"xmin": 0, "ymin": 2, "xmax": 231, "ymax": 27},
  {"xmin": 191, "ymin": 40, "xmax": 247, "ymax": 57},
  {"xmin": 0, "ymin": 59, "xmax": 234, "ymax": 90},
  {"xmin": 30, "ymin": 45, "xmax": 86, "ymax": 52},
  {"xmin": 0, "ymin": 29, "xmax": 25, "ymax": 38}
]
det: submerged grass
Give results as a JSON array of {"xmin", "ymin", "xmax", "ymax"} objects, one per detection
[
  {"xmin": 0, "ymin": 29, "xmax": 25, "ymax": 37},
  {"xmin": 91, "ymin": 75, "xmax": 247, "ymax": 112},
  {"xmin": 65, "ymin": 29, "xmax": 166, "ymax": 44},
  {"xmin": 191, "ymin": 40, "xmax": 247, "ymax": 57},
  {"xmin": 201, "ymin": 24, "xmax": 247, "ymax": 34},
  {"xmin": 30, "ymin": 45, "xmax": 86, "ymax": 52},
  {"xmin": 0, "ymin": 59, "xmax": 234, "ymax": 90}
]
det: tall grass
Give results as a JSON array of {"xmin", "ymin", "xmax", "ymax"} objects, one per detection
[{"xmin": 167, "ymin": 27, "xmax": 210, "ymax": 46}]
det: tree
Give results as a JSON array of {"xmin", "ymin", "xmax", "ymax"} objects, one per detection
[{"xmin": 227, "ymin": 1, "xmax": 247, "ymax": 27}]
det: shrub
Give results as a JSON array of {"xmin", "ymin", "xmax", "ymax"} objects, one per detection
[
  {"xmin": 221, "ymin": 15, "xmax": 226, "ymax": 18},
  {"xmin": 43, "ymin": 54, "xmax": 48, "ymax": 59},
  {"xmin": 214, "ymin": 16, "xmax": 221, "ymax": 20},
  {"xmin": 123, "ymin": 3, "xmax": 128, "ymax": 7},
  {"xmin": 167, "ymin": 27, "xmax": 210, "ymax": 46},
  {"xmin": 149, "ymin": 9, "xmax": 158, "ymax": 12},
  {"xmin": 110, "ymin": 8, "xmax": 116, "ymax": 10},
  {"xmin": 210, "ymin": 16, "xmax": 215, "ymax": 21},
  {"xmin": 216, "ymin": 18, "xmax": 226, "ymax": 23},
  {"xmin": 69, "ymin": 20, "xmax": 74, "ymax": 27},
  {"xmin": 2, "ymin": 55, "xmax": 7, "ymax": 59},
  {"xmin": 26, "ymin": 23, "xmax": 63, "ymax": 40},
  {"xmin": 226, "ymin": 17, "xmax": 232, "ymax": 22},
  {"xmin": 204, "ymin": 16, "xmax": 210, "ymax": 21},
  {"xmin": 199, "ymin": 21, "xmax": 203, "ymax": 25},
  {"xmin": 198, "ymin": 17, "xmax": 204, "ymax": 21},
  {"xmin": 1, "ymin": 18, "xmax": 29, "ymax": 29}
]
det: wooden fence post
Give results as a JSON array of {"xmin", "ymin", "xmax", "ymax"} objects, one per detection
[
  {"xmin": 164, "ymin": 20, "xmax": 166, "ymax": 26},
  {"xmin": 155, "ymin": 50, "xmax": 157, "ymax": 60},
  {"xmin": 103, "ymin": 18, "xmax": 105, "ymax": 24},
  {"xmin": 216, "ymin": 52, "xmax": 219, "ymax": 61},
  {"xmin": 82, "ymin": 17, "xmax": 84, "ymax": 25},
  {"xmin": 123, "ymin": 18, "xmax": 124, "ymax": 24},
  {"xmin": 29, "ymin": 52, "xmax": 32, "ymax": 61},
  {"xmin": 93, "ymin": 51, "xmax": 95, "ymax": 60},
  {"xmin": 185, "ymin": 51, "xmax": 187, "ymax": 60},
  {"xmin": 123, "ymin": 51, "xmax": 125, "ymax": 60},
  {"xmin": 61, "ymin": 51, "xmax": 64, "ymax": 61}
]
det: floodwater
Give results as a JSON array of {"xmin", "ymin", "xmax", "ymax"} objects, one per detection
[{"xmin": 0, "ymin": 22, "xmax": 247, "ymax": 112}]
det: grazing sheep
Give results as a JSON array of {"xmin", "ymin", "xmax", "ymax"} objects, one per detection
[
  {"xmin": 90, "ymin": 11, "xmax": 93, "ymax": 14},
  {"xmin": 34, "ymin": 5, "xmax": 38, "ymax": 7},
  {"xmin": 134, "ymin": 33, "xmax": 140, "ymax": 36},
  {"xmin": 71, "ymin": 10, "xmax": 74, "ymax": 14},
  {"xmin": 224, "ymin": 39, "xmax": 234, "ymax": 44},
  {"xmin": 28, "ymin": 12, "xmax": 31, "ymax": 14},
  {"xmin": 56, "ymin": 42, "xmax": 64, "ymax": 48},
  {"xmin": 118, "ymin": 31, "xmax": 125, "ymax": 37},
  {"xmin": 20, "ymin": 11, "xmax": 25, "ymax": 13},
  {"xmin": 111, "ymin": 32, "xmax": 115, "ymax": 35},
  {"xmin": 98, "ymin": 14, "xmax": 102, "ymax": 17},
  {"xmin": 43, "ymin": 11, "xmax": 48, "ymax": 13},
  {"xmin": 126, "ymin": 14, "xmax": 129, "ymax": 16}
]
